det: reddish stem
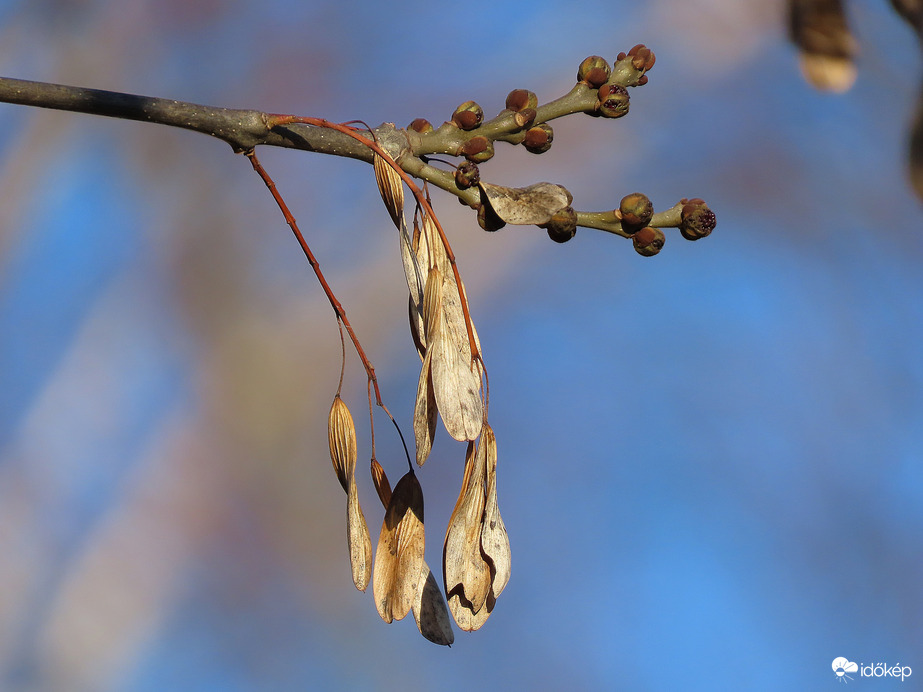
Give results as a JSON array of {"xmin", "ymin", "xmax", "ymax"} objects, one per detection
[
  {"xmin": 246, "ymin": 150, "xmax": 383, "ymax": 404},
  {"xmin": 265, "ymin": 114, "xmax": 484, "ymax": 372},
  {"xmin": 246, "ymin": 149, "xmax": 412, "ymax": 467}
]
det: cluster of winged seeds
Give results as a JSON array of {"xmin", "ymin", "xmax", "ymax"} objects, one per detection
[
  {"xmin": 324, "ymin": 154, "xmax": 510, "ymax": 646},
  {"xmin": 315, "ymin": 46, "xmax": 716, "ymax": 646}
]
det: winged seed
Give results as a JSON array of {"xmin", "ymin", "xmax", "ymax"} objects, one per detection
[
  {"xmin": 346, "ymin": 477, "xmax": 373, "ymax": 591},
  {"xmin": 479, "ymin": 424, "xmax": 511, "ymax": 596},
  {"xmin": 413, "ymin": 348, "xmax": 437, "ymax": 466},
  {"xmin": 373, "ymin": 153, "xmax": 405, "ymax": 229},
  {"xmin": 328, "ymin": 396, "xmax": 356, "ymax": 493},
  {"xmin": 370, "ymin": 461, "xmax": 453, "ymax": 644},
  {"xmin": 443, "ymin": 439, "xmax": 491, "ymax": 624},
  {"xmin": 413, "ymin": 561, "xmax": 455, "ymax": 646},
  {"xmin": 372, "ymin": 471, "xmax": 426, "ymax": 623},
  {"xmin": 477, "ymin": 181, "xmax": 572, "ymax": 226}
]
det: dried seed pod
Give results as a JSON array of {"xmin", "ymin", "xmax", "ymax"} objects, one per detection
[
  {"xmin": 414, "ymin": 267, "xmax": 443, "ymax": 466},
  {"xmin": 632, "ymin": 226, "xmax": 665, "ymax": 256},
  {"xmin": 400, "ymin": 224, "xmax": 426, "ymax": 357},
  {"xmin": 414, "ymin": 216, "xmax": 485, "ymax": 443},
  {"xmin": 413, "ymin": 352, "xmax": 438, "ymax": 467},
  {"xmin": 444, "ymin": 441, "xmax": 492, "ymax": 628},
  {"xmin": 373, "ymin": 153, "xmax": 405, "ymax": 229},
  {"xmin": 327, "ymin": 396, "xmax": 372, "ymax": 591},
  {"xmin": 371, "ymin": 458, "xmax": 392, "ymax": 509},
  {"xmin": 423, "ymin": 266, "xmax": 444, "ymax": 343},
  {"xmin": 618, "ymin": 192, "xmax": 653, "ymax": 234},
  {"xmin": 368, "ymin": 459, "xmax": 453, "ymax": 645},
  {"xmin": 788, "ymin": 0, "xmax": 856, "ymax": 92},
  {"xmin": 409, "ymin": 117, "xmax": 434, "ymax": 134},
  {"xmin": 413, "ymin": 561, "xmax": 455, "ymax": 646},
  {"xmin": 543, "ymin": 205, "xmax": 578, "ymax": 243},
  {"xmin": 455, "ymin": 161, "xmax": 480, "ymax": 190},
  {"xmin": 577, "ymin": 55, "xmax": 611, "ymax": 88},
  {"xmin": 477, "ymin": 203, "xmax": 506, "ymax": 232},
  {"xmin": 478, "ymin": 424, "xmax": 510, "ymax": 597},
  {"xmin": 429, "ymin": 277, "xmax": 484, "ymax": 442},
  {"xmin": 522, "ymin": 123, "xmax": 553, "ymax": 154},
  {"xmin": 479, "ymin": 181, "xmax": 572, "ymax": 226},
  {"xmin": 409, "ymin": 294, "xmax": 426, "ymax": 360},
  {"xmin": 505, "ymin": 88, "xmax": 538, "ymax": 112},
  {"xmin": 597, "ymin": 84, "xmax": 630, "ymax": 118},
  {"xmin": 346, "ymin": 477, "xmax": 373, "ymax": 591},
  {"xmin": 373, "ymin": 471, "xmax": 426, "ymax": 623},
  {"xmin": 328, "ymin": 396, "xmax": 357, "ymax": 493},
  {"xmin": 451, "ymin": 100, "xmax": 484, "ymax": 130},
  {"xmin": 679, "ymin": 198, "xmax": 717, "ymax": 240}
]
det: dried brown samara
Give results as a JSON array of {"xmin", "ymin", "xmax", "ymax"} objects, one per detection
[{"xmin": 328, "ymin": 396, "xmax": 373, "ymax": 592}]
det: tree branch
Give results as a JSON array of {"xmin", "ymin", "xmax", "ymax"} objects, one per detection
[
  {"xmin": 0, "ymin": 75, "xmax": 374, "ymax": 160},
  {"xmin": 0, "ymin": 46, "xmax": 716, "ymax": 254}
]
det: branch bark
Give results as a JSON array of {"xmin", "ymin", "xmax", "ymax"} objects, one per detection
[
  {"xmin": 0, "ymin": 75, "xmax": 374, "ymax": 160},
  {"xmin": 0, "ymin": 55, "xmax": 716, "ymax": 252}
]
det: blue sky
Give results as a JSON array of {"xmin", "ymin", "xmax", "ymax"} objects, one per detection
[{"xmin": 1, "ymin": 1, "xmax": 921, "ymax": 690}]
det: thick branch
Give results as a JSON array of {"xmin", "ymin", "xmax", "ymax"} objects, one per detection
[
  {"xmin": 0, "ymin": 76, "xmax": 374, "ymax": 160},
  {"xmin": 0, "ymin": 53, "xmax": 716, "ymax": 253}
]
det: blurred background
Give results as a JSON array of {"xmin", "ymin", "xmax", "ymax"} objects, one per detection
[{"xmin": 1, "ymin": 1, "xmax": 921, "ymax": 690}]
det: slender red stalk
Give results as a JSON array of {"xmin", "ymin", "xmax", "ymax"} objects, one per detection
[
  {"xmin": 245, "ymin": 149, "xmax": 413, "ymax": 466},
  {"xmin": 264, "ymin": 114, "xmax": 484, "ymax": 372},
  {"xmin": 246, "ymin": 150, "xmax": 382, "ymax": 400}
]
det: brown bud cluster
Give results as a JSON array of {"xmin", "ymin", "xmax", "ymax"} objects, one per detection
[
  {"xmin": 505, "ymin": 89, "xmax": 538, "ymax": 112},
  {"xmin": 679, "ymin": 198, "xmax": 716, "ymax": 240},
  {"xmin": 409, "ymin": 118, "xmax": 434, "ymax": 134},
  {"xmin": 504, "ymin": 89, "xmax": 538, "ymax": 128},
  {"xmin": 577, "ymin": 55, "xmax": 612, "ymax": 88},
  {"xmin": 632, "ymin": 226, "xmax": 665, "ymax": 256},
  {"xmin": 455, "ymin": 161, "xmax": 480, "ymax": 190},
  {"xmin": 618, "ymin": 44, "xmax": 656, "ymax": 72},
  {"xmin": 522, "ymin": 123, "xmax": 553, "ymax": 154},
  {"xmin": 452, "ymin": 101, "xmax": 484, "ymax": 130},
  {"xmin": 461, "ymin": 136, "xmax": 494, "ymax": 163},
  {"xmin": 617, "ymin": 193, "xmax": 653, "ymax": 234},
  {"xmin": 596, "ymin": 84, "xmax": 630, "ymax": 118},
  {"xmin": 543, "ymin": 206, "xmax": 578, "ymax": 243}
]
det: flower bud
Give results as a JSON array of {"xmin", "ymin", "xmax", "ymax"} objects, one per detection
[
  {"xmin": 451, "ymin": 101, "xmax": 484, "ymax": 130},
  {"xmin": 455, "ymin": 161, "xmax": 480, "ymax": 189},
  {"xmin": 409, "ymin": 118, "xmax": 434, "ymax": 134},
  {"xmin": 505, "ymin": 89, "xmax": 538, "ymax": 112},
  {"xmin": 597, "ymin": 84, "xmax": 629, "ymax": 118},
  {"xmin": 618, "ymin": 192, "xmax": 653, "ymax": 234},
  {"xmin": 632, "ymin": 227, "xmax": 664, "ymax": 256},
  {"xmin": 577, "ymin": 56, "xmax": 612, "ymax": 88},
  {"xmin": 543, "ymin": 206, "xmax": 578, "ymax": 243},
  {"xmin": 461, "ymin": 135, "xmax": 494, "ymax": 163},
  {"xmin": 679, "ymin": 198, "xmax": 716, "ymax": 240},
  {"xmin": 522, "ymin": 123, "xmax": 553, "ymax": 154},
  {"xmin": 627, "ymin": 44, "xmax": 656, "ymax": 72},
  {"xmin": 477, "ymin": 203, "xmax": 506, "ymax": 232}
]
